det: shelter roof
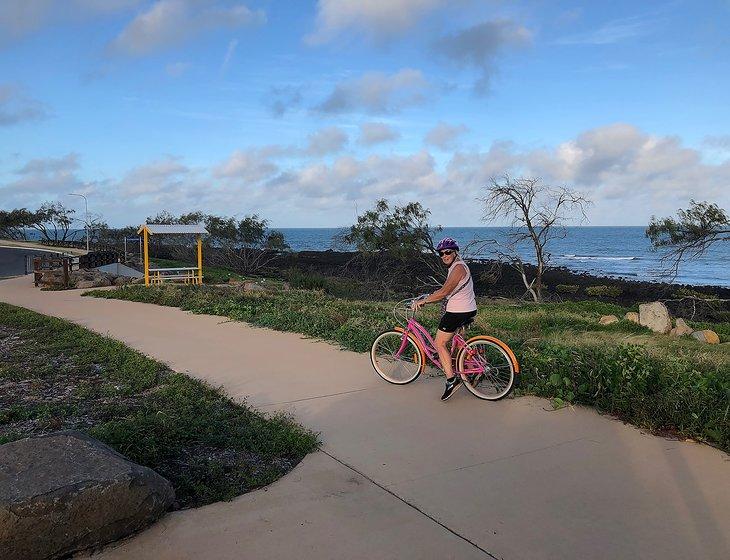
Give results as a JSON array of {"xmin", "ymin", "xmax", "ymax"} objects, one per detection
[{"xmin": 138, "ymin": 223, "xmax": 208, "ymax": 235}]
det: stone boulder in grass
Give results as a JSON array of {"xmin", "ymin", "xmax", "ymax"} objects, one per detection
[
  {"xmin": 638, "ymin": 302, "xmax": 672, "ymax": 334},
  {"xmin": 691, "ymin": 330, "xmax": 720, "ymax": 344},
  {"xmin": 0, "ymin": 431, "xmax": 174, "ymax": 560},
  {"xmin": 669, "ymin": 318, "xmax": 694, "ymax": 337},
  {"xmin": 599, "ymin": 315, "xmax": 619, "ymax": 325}
]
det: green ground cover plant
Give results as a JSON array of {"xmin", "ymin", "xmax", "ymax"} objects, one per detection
[
  {"xmin": 0, "ymin": 302, "xmax": 319, "ymax": 509},
  {"xmin": 86, "ymin": 285, "xmax": 730, "ymax": 452}
]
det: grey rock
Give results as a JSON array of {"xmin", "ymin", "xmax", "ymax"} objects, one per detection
[
  {"xmin": 0, "ymin": 431, "xmax": 174, "ymax": 560},
  {"xmin": 76, "ymin": 280, "xmax": 96, "ymax": 289},
  {"xmin": 638, "ymin": 302, "xmax": 672, "ymax": 334}
]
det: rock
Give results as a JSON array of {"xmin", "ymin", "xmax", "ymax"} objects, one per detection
[
  {"xmin": 624, "ymin": 312, "xmax": 640, "ymax": 324},
  {"xmin": 673, "ymin": 318, "xmax": 693, "ymax": 337},
  {"xmin": 691, "ymin": 330, "xmax": 720, "ymax": 344},
  {"xmin": 599, "ymin": 315, "xmax": 619, "ymax": 325},
  {"xmin": 0, "ymin": 431, "xmax": 174, "ymax": 560},
  {"xmin": 114, "ymin": 276, "xmax": 130, "ymax": 286},
  {"xmin": 76, "ymin": 280, "xmax": 96, "ymax": 289},
  {"xmin": 243, "ymin": 281, "xmax": 267, "ymax": 292},
  {"xmin": 93, "ymin": 276, "xmax": 113, "ymax": 288},
  {"xmin": 638, "ymin": 302, "xmax": 672, "ymax": 334}
]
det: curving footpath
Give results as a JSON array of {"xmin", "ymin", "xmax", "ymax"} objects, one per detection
[{"xmin": 1, "ymin": 275, "xmax": 728, "ymax": 560}]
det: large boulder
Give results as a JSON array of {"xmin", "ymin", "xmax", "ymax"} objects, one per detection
[
  {"xmin": 0, "ymin": 431, "xmax": 174, "ymax": 560},
  {"xmin": 638, "ymin": 302, "xmax": 672, "ymax": 334}
]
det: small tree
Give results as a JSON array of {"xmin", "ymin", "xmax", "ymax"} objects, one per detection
[
  {"xmin": 343, "ymin": 199, "xmax": 440, "ymax": 258},
  {"xmin": 481, "ymin": 175, "xmax": 590, "ymax": 302},
  {"xmin": 206, "ymin": 214, "xmax": 290, "ymax": 274},
  {"xmin": 340, "ymin": 199, "xmax": 445, "ymax": 288},
  {"xmin": 647, "ymin": 200, "xmax": 730, "ymax": 278},
  {"xmin": 28, "ymin": 202, "xmax": 77, "ymax": 242},
  {"xmin": 0, "ymin": 209, "xmax": 36, "ymax": 240}
]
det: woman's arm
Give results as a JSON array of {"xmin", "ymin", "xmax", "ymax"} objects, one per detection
[{"xmin": 416, "ymin": 265, "xmax": 465, "ymax": 307}]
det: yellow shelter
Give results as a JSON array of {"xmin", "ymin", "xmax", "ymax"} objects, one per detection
[{"xmin": 137, "ymin": 223, "xmax": 208, "ymax": 286}]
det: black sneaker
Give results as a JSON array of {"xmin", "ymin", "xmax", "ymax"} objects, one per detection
[{"xmin": 441, "ymin": 376, "xmax": 462, "ymax": 401}]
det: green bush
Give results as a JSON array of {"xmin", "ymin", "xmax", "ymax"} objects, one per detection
[
  {"xmin": 586, "ymin": 285, "xmax": 623, "ymax": 298},
  {"xmin": 556, "ymin": 284, "xmax": 580, "ymax": 294}
]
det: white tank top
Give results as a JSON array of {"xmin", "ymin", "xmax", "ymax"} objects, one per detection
[{"xmin": 445, "ymin": 259, "xmax": 477, "ymax": 313}]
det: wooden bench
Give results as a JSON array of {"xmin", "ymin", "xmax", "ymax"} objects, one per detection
[{"xmin": 149, "ymin": 267, "xmax": 201, "ymax": 285}]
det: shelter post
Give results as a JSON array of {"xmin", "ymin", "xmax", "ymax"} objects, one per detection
[
  {"xmin": 143, "ymin": 227, "xmax": 150, "ymax": 286},
  {"xmin": 197, "ymin": 235, "xmax": 203, "ymax": 285}
]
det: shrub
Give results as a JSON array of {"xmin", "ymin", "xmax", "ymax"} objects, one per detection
[
  {"xmin": 556, "ymin": 284, "xmax": 580, "ymax": 294},
  {"xmin": 586, "ymin": 285, "xmax": 623, "ymax": 298}
]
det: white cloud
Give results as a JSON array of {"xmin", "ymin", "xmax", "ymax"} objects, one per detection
[
  {"xmin": 306, "ymin": 0, "xmax": 448, "ymax": 44},
  {"xmin": 0, "ymin": 0, "xmax": 141, "ymax": 47},
  {"xmin": 434, "ymin": 19, "xmax": 532, "ymax": 94},
  {"xmin": 424, "ymin": 122, "xmax": 468, "ymax": 150},
  {"xmin": 6, "ymin": 124, "xmax": 727, "ymax": 227},
  {"xmin": 316, "ymin": 69, "xmax": 429, "ymax": 114},
  {"xmin": 358, "ymin": 122, "xmax": 401, "ymax": 146},
  {"xmin": 0, "ymin": 154, "xmax": 93, "ymax": 208},
  {"xmin": 117, "ymin": 156, "xmax": 190, "ymax": 196},
  {"xmin": 305, "ymin": 126, "xmax": 348, "ymax": 156},
  {"xmin": 220, "ymin": 38, "xmax": 238, "ymax": 75},
  {"xmin": 110, "ymin": 0, "xmax": 265, "ymax": 56},
  {"xmin": 213, "ymin": 147, "xmax": 283, "ymax": 183},
  {"xmin": 0, "ymin": 83, "xmax": 49, "ymax": 126}
]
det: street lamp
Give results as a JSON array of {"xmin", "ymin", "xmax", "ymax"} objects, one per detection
[{"xmin": 68, "ymin": 193, "xmax": 89, "ymax": 252}]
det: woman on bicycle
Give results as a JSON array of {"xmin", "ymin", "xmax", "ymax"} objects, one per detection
[{"xmin": 412, "ymin": 237, "xmax": 477, "ymax": 401}]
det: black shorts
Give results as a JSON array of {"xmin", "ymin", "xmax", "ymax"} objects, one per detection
[{"xmin": 438, "ymin": 310, "xmax": 477, "ymax": 333}]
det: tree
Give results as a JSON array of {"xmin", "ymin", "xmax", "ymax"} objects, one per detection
[
  {"xmin": 27, "ymin": 202, "xmax": 76, "ymax": 242},
  {"xmin": 206, "ymin": 214, "xmax": 290, "ymax": 274},
  {"xmin": 340, "ymin": 199, "xmax": 446, "ymax": 289},
  {"xmin": 481, "ymin": 175, "xmax": 590, "ymax": 302},
  {"xmin": 343, "ymin": 199, "xmax": 440, "ymax": 258},
  {"xmin": 647, "ymin": 200, "xmax": 730, "ymax": 278},
  {"xmin": 0, "ymin": 209, "xmax": 36, "ymax": 240}
]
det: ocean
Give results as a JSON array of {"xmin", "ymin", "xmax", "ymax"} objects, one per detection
[{"xmin": 276, "ymin": 226, "xmax": 730, "ymax": 288}]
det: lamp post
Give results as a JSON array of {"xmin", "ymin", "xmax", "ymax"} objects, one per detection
[{"xmin": 68, "ymin": 193, "xmax": 89, "ymax": 252}]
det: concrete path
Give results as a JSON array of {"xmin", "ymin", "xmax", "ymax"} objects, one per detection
[{"xmin": 1, "ymin": 275, "xmax": 728, "ymax": 560}]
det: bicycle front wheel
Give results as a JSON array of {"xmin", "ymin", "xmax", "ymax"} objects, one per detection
[
  {"xmin": 457, "ymin": 336, "xmax": 517, "ymax": 400},
  {"xmin": 370, "ymin": 330, "xmax": 424, "ymax": 385}
]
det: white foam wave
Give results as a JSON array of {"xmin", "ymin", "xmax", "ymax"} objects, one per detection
[{"xmin": 562, "ymin": 254, "xmax": 638, "ymax": 261}]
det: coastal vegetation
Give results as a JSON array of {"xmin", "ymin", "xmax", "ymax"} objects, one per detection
[
  {"xmin": 84, "ymin": 283, "xmax": 730, "ymax": 453},
  {"xmin": 648, "ymin": 200, "xmax": 730, "ymax": 277},
  {"xmin": 0, "ymin": 302, "xmax": 319, "ymax": 509}
]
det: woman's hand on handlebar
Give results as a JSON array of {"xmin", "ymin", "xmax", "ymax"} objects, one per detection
[{"xmin": 410, "ymin": 295, "xmax": 428, "ymax": 311}]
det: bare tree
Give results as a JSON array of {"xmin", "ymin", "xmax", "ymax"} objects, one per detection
[
  {"xmin": 647, "ymin": 200, "xmax": 729, "ymax": 279},
  {"xmin": 481, "ymin": 175, "xmax": 591, "ymax": 302}
]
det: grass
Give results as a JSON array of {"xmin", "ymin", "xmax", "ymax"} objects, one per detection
[
  {"xmin": 85, "ymin": 284, "xmax": 730, "ymax": 452},
  {"xmin": 0, "ymin": 302, "xmax": 319, "ymax": 509}
]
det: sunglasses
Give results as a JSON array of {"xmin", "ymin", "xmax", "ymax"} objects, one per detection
[{"xmin": 438, "ymin": 250, "xmax": 455, "ymax": 257}]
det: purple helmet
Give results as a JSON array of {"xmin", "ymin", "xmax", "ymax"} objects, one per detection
[{"xmin": 436, "ymin": 237, "xmax": 459, "ymax": 252}]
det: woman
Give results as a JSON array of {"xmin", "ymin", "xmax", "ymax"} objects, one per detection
[{"xmin": 412, "ymin": 237, "xmax": 477, "ymax": 401}]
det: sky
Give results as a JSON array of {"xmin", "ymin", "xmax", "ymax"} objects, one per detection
[{"xmin": 1, "ymin": 0, "xmax": 729, "ymax": 228}]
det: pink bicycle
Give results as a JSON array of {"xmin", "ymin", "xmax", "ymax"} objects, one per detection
[{"xmin": 370, "ymin": 297, "xmax": 519, "ymax": 400}]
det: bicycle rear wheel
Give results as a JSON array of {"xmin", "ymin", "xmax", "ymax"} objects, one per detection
[
  {"xmin": 370, "ymin": 330, "xmax": 423, "ymax": 384},
  {"xmin": 457, "ymin": 336, "xmax": 517, "ymax": 400}
]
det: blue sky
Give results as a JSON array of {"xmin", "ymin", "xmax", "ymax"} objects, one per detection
[{"xmin": 1, "ymin": 0, "xmax": 729, "ymax": 227}]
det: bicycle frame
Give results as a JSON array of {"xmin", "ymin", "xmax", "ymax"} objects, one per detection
[{"xmin": 394, "ymin": 318, "xmax": 483, "ymax": 375}]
